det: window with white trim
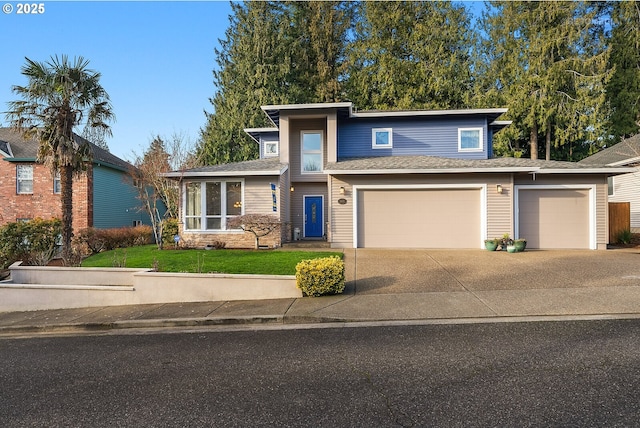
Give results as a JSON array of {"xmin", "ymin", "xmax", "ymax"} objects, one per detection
[
  {"xmin": 16, "ymin": 165, "xmax": 33, "ymax": 194},
  {"xmin": 263, "ymin": 140, "xmax": 278, "ymax": 157},
  {"xmin": 184, "ymin": 180, "xmax": 243, "ymax": 231},
  {"xmin": 301, "ymin": 131, "xmax": 323, "ymax": 173},
  {"xmin": 53, "ymin": 171, "xmax": 61, "ymax": 194},
  {"xmin": 607, "ymin": 177, "xmax": 614, "ymax": 196},
  {"xmin": 372, "ymin": 128, "xmax": 393, "ymax": 149},
  {"xmin": 458, "ymin": 128, "xmax": 483, "ymax": 152}
]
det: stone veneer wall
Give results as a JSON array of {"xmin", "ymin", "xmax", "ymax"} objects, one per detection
[{"xmin": 180, "ymin": 226, "xmax": 283, "ymax": 249}]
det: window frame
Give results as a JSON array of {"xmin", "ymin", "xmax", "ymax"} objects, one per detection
[
  {"xmin": 372, "ymin": 128, "xmax": 393, "ymax": 149},
  {"xmin": 53, "ymin": 171, "xmax": 61, "ymax": 194},
  {"xmin": 607, "ymin": 176, "xmax": 615, "ymax": 196},
  {"xmin": 300, "ymin": 130, "xmax": 324, "ymax": 174},
  {"xmin": 263, "ymin": 140, "xmax": 279, "ymax": 157},
  {"xmin": 183, "ymin": 179, "xmax": 245, "ymax": 232},
  {"xmin": 458, "ymin": 127, "xmax": 483, "ymax": 152},
  {"xmin": 16, "ymin": 164, "xmax": 34, "ymax": 194}
]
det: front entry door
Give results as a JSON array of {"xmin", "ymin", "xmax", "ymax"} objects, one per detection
[{"xmin": 304, "ymin": 196, "xmax": 323, "ymax": 238}]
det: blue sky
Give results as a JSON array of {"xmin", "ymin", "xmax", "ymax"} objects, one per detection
[
  {"xmin": 1, "ymin": 1, "xmax": 485, "ymax": 162},
  {"xmin": 1, "ymin": 1, "xmax": 233, "ymax": 160}
]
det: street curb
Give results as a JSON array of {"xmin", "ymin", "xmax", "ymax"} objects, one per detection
[{"xmin": 3, "ymin": 313, "xmax": 640, "ymax": 337}]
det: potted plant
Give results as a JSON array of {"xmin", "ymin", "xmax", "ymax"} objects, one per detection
[
  {"xmin": 500, "ymin": 233, "xmax": 514, "ymax": 251},
  {"xmin": 484, "ymin": 238, "xmax": 499, "ymax": 251},
  {"xmin": 514, "ymin": 239, "xmax": 527, "ymax": 252}
]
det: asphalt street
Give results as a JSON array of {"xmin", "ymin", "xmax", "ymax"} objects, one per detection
[{"xmin": 2, "ymin": 319, "xmax": 640, "ymax": 427}]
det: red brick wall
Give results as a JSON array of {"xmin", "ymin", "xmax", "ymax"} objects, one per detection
[{"xmin": 0, "ymin": 160, "xmax": 92, "ymax": 232}]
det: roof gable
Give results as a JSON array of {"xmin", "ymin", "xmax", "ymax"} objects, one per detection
[
  {"xmin": 0, "ymin": 128, "xmax": 131, "ymax": 171},
  {"xmin": 579, "ymin": 134, "xmax": 640, "ymax": 166}
]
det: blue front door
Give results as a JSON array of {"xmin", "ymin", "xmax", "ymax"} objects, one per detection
[{"xmin": 304, "ymin": 196, "xmax": 323, "ymax": 238}]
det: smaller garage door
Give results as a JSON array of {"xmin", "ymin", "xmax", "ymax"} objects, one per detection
[
  {"xmin": 357, "ymin": 188, "xmax": 481, "ymax": 248},
  {"xmin": 518, "ymin": 188, "xmax": 591, "ymax": 249}
]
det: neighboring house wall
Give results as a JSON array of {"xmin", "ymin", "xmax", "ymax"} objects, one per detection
[
  {"xmin": 92, "ymin": 165, "xmax": 147, "ymax": 229},
  {"xmin": 0, "ymin": 160, "xmax": 91, "ymax": 231},
  {"xmin": 609, "ymin": 172, "xmax": 640, "ymax": 230},
  {"xmin": 337, "ymin": 116, "xmax": 489, "ymax": 160}
]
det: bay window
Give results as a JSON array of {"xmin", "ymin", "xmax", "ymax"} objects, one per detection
[{"xmin": 184, "ymin": 180, "xmax": 243, "ymax": 231}]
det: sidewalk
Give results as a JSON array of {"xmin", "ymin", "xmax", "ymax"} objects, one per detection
[{"xmin": 2, "ymin": 248, "xmax": 640, "ymax": 336}]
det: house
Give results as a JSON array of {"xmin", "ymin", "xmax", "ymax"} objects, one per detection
[
  {"xmin": 0, "ymin": 128, "xmax": 149, "ymax": 231},
  {"xmin": 580, "ymin": 134, "xmax": 640, "ymax": 232},
  {"xmin": 166, "ymin": 102, "xmax": 635, "ymax": 250}
]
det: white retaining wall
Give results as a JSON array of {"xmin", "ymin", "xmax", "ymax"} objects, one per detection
[{"xmin": 0, "ymin": 262, "xmax": 301, "ymax": 312}]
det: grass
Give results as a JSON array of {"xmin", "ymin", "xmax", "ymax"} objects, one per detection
[{"xmin": 81, "ymin": 245, "xmax": 343, "ymax": 275}]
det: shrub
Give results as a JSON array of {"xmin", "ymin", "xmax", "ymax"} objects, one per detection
[
  {"xmin": 295, "ymin": 256, "xmax": 345, "ymax": 297},
  {"xmin": 616, "ymin": 229, "xmax": 633, "ymax": 245},
  {"xmin": 0, "ymin": 218, "xmax": 62, "ymax": 268},
  {"xmin": 162, "ymin": 218, "xmax": 180, "ymax": 246},
  {"xmin": 74, "ymin": 226, "xmax": 153, "ymax": 254}
]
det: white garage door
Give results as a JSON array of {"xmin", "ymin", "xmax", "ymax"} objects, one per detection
[
  {"xmin": 357, "ymin": 188, "xmax": 482, "ymax": 248},
  {"xmin": 518, "ymin": 188, "xmax": 590, "ymax": 249}
]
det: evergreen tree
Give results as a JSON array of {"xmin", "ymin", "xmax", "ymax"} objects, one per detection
[
  {"xmin": 196, "ymin": 1, "xmax": 354, "ymax": 165},
  {"xmin": 346, "ymin": 0, "xmax": 475, "ymax": 110},
  {"xmin": 476, "ymin": 1, "xmax": 610, "ymax": 160},
  {"xmin": 606, "ymin": 0, "xmax": 640, "ymax": 141},
  {"xmin": 197, "ymin": 2, "xmax": 294, "ymax": 165}
]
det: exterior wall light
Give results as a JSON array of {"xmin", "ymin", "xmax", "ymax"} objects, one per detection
[
  {"xmin": 339, "ymin": 186, "xmax": 345, "ymax": 195},
  {"xmin": 290, "ymin": 186, "xmax": 295, "ymax": 192},
  {"xmin": 496, "ymin": 184, "xmax": 503, "ymax": 194}
]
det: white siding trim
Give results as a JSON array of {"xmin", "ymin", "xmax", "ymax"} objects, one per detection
[
  {"xmin": 352, "ymin": 183, "xmax": 488, "ymax": 249},
  {"xmin": 514, "ymin": 184, "xmax": 596, "ymax": 250}
]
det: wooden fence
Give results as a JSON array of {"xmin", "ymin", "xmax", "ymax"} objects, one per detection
[{"xmin": 609, "ymin": 202, "xmax": 630, "ymax": 243}]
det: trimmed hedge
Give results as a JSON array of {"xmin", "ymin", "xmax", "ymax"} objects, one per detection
[
  {"xmin": 295, "ymin": 256, "xmax": 345, "ymax": 297},
  {"xmin": 75, "ymin": 226, "xmax": 153, "ymax": 254}
]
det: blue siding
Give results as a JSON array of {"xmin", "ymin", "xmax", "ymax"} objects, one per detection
[
  {"xmin": 337, "ymin": 116, "xmax": 490, "ymax": 160},
  {"xmin": 93, "ymin": 166, "xmax": 152, "ymax": 228}
]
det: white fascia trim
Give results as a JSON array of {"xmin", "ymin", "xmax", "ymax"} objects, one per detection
[
  {"xmin": 352, "ymin": 183, "xmax": 488, "ymax": 249},
  {"xmin": 352, "ymin": 108, "xmax": 508, "ymax": 119},
  {"xmin": 514, "ymin": 184, "xmax": 597, "ymax": 250},
  {"xmin": 243, "ymin": 127, "xmax": 279, "ymax": 133},
  {"xmin": 532, "ymin": 167, "xmax": 639, "ymax": 174},
  {"xmin": 261, "ymin": 102, "xmax": 353, "ymax": 112},
  {"xmin": 164, "ymin": 166, "xmax": 288, "ymax": 178},
  {"xmin": 490, "ymin": 120, "xmax": 512, "ymax": 126},
  {"xmin": 325, "ymin": 167, "xmax": 539, "ymax": 175}
]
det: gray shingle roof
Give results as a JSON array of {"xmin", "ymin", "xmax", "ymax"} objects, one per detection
[
  {"xmin": 325, "ymin": 155, "xmax": 621, "ymax": 173},
  {"xmin": 0, "ymin": 127, "xmax": 131, "ymax": 171},
  {"xmin": 165, "ymin": 157, "xmax": 288, "ymax": 177},
  {"xmin": 579, "ymin": 134, "xmax": 640, "ymax": 166}
]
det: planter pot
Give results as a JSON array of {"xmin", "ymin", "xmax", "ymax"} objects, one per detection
[
  {"xmin": 514, "ymin": 240, "xmax": 527, "ymax": 252},
  {"xmin": 484, "ymin": 240, "xmax": 498, "ymax": 251},
  {"xmin": 506, "ymin": 245, "xmax": 517, "ymax": 253}
]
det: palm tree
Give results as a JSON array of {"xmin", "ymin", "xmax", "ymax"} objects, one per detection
[{"xmin": 5, "ymin": 55, "xmax": 114, "ymax": 262}]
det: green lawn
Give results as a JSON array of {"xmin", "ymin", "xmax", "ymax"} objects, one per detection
[{"xmin": 81, "ymin": 245, "xmax": 343, "ymax": 275}]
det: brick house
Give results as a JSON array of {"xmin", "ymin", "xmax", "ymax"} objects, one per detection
[{"xmin": 0, "ymin": 128, "xmax": 150, "ymax": 231}]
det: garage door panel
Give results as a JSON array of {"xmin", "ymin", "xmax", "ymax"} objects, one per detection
[
  {"xmin": 518, "ymin": 189, "xmax": 590, "ymax": 249},
  {"xmin": 358, "ymin": 189, "xmax": 481, "ymax": 248}
]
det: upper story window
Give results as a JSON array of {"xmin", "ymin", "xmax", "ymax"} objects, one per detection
[
  {"xmin": 53, "ymin": 171, "xmax": 61, "ymax": 194},
  {"xmin": 184, "ymin": 180, "xmax": 243, "ymax": 231},
  {"xmin": 16, "ymin": 165, "xmax": 33, "ymax": 194},
  {"xmin": 301, "ymin": 131, "xmax": 323, "ymax": 173},
  {"xmin": 458, "ymin": 128, "xmax": 483, "ymax": 152},
  {"xmin": 263, "ymin": 140, "xmax": 278, "ymax": 157},
  {"xmin": 372, "ymin": 128, "xmax": 393, "ymax": 149}
]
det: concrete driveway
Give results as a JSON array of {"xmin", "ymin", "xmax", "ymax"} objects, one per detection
[{"xmin": 344, "ymin": 248, "xmax": 640, "ymax": 294}]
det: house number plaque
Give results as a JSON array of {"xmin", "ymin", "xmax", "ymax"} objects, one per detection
[{"xmin": 338, "ymin": 198, "xmax": 347, "ymax": 205}]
